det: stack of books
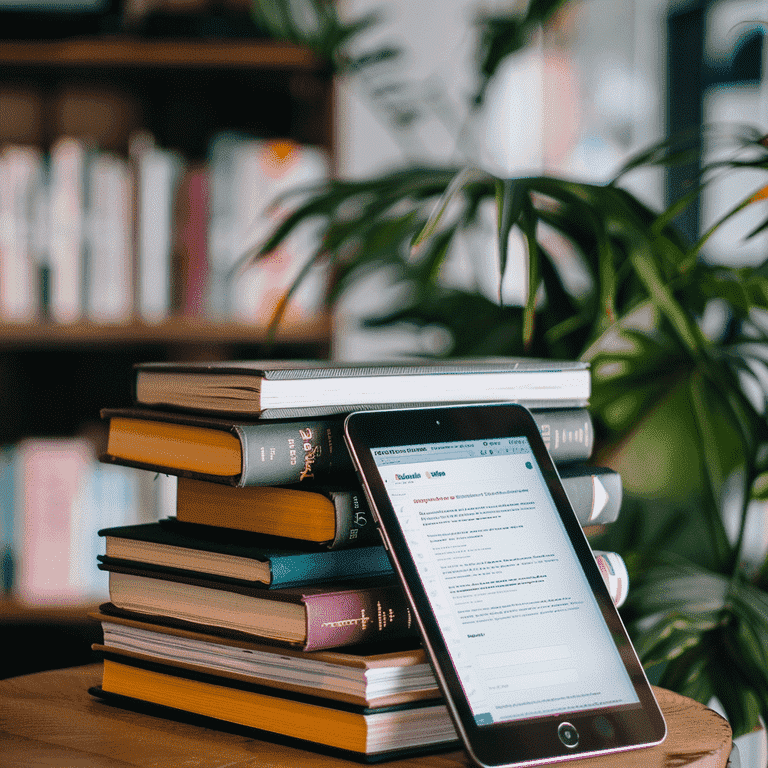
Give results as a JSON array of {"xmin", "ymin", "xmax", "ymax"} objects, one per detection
[{"xmin": 89, "ymin": 358, "xmax": 628, "ymax": 761}]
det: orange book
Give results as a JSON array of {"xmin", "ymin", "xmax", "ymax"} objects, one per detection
[{"xmin": 92, "ymin": 656, "xmax": 458, "ymax": 760}]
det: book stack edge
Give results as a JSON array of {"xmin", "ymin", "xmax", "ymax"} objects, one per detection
[{"xmin": 88, "ymin": 357, "xmax": 627, "ymax": 761}]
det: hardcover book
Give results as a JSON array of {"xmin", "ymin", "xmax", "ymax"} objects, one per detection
[
  {"xmin": 168, "ymin": 466, "xmax": 620, "ymax": 548},
  {"xmin": 99, "ymin": 406, "xmax": 594, "ymax": 488},
  {"xmin": 98, "ymin": 519, "xmax": 394, "ymax": 587},
  {"xmin": 98, "ymin": 563, "xmax": 416, "ymax": 651},
  {"xmin": 100, "ymin": 408, "xmax": 355, "ymax": 487},
  {"xmin": 97, "ymin": 545, "xmax": 628, "ymax": 656},
  {"xmin": 173, "ymin": 479, "xmax": 376, "ymax": 549},
  {"xmin": 132, "ymin": 358, "xmax": 591, "ymax": 418}
]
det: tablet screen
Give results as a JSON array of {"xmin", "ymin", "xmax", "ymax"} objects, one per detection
[{"xmin": 370, "ymin": 434, "xmax": 639, "ymax": 726}]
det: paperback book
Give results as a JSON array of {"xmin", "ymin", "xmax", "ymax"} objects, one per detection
[{"xmin": 90, "ymin": 609, "xmax": 436, "ymax": 708}]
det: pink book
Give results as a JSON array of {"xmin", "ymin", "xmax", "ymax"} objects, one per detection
[
  {"xmin": 15, "ymin": 438, "xmax": 94, "ymax": 605},
  {"xmin": 174, "ymin": 163, "xmax": 209, "ymax": 316}
]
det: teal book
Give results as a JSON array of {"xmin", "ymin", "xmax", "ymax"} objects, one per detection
[{"xmin": 98, "ymin": 519, "xmax": 393, "ymax": 589}]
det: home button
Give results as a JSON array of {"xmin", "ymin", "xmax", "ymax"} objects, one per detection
[{"xmin": 558, "ymin": 722, "xmax": 579, "ymax": 748}]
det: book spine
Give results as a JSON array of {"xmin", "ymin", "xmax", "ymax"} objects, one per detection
[
  {"xmin": 85, "ymin": 151, "xmax": 133, "ymax": 322},
  {"xmin": 528, "ymin": 408, "xmax": 593, "ymax": 463},
  {"xmin": 326, "ymin": 488, "xmax": 379, "ymax": 549},
  {"xmin": 48, "ymin": 136, "xmax": 88, "ymax": 323},
  {"xmin": 132, "ymin": 132, "xmax": 185, "ymax": 322},
  {"xmin": 174, "ymin": 163, "xmax": 209, "ymax": 316},
  {"xmin": 236, "ymin": 418, "xmax": 353, "ymax": 486},
  {"xmin": 269, "ymin": 545, "xmax": 394, "ymax": 587},
  {"xmin": 0, "ymin": 144, "xmax": 44, "ymax": 321},
  {"xmin": 0, "ymin": 445, "xmax": 16, "ymax": 595},
  {"xmin": 303, "ymin": 583, "xmax": 414, "ymax": 651},
  {"xmin": 559, "ymin": 466, "xmax": 622, "ymax": 527},
  {"xmin": 235, "ymin": 408, "xmax": 591, "ymax": 487}
]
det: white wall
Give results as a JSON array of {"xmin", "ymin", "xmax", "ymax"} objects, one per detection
[{"xmin": 331, "ymin": 0, "xmax": 668, "ymax": 360}]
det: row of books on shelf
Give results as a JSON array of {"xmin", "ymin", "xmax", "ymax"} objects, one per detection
[
  {"xmin": 85, "ymin": 357, "xmax": 630, "ymax": 761},
  {"xmin": 0, "ymin": 131, "xmax": 328, "ymax": 326}
]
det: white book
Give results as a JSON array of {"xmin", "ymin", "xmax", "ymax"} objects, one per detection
[
  {"xmin": 131, "ymin": 132, "xmax": 184, "ymax": 322},
  {"xmin": 0, "ymin": 144, "xmax": 45, "ymax": 321},
  {"xmin": 48, "ymin": 137, "xmax": 89, "ymax": 323},
  {"xmin": 85, "ymin": 151, "xmax": 133, "ymax": 322},
  {"xmin": 228, "ymin": 138, "xmax": 330, "ymax": 324},
  {"xmin": 206, "ymin": 134, "xmax": 330, "ymax": 322}
]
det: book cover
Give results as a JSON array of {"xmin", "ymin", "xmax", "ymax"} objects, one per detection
[
  {"xmin": 99, "ymin": 406, "xmax": 593, "ymax": 489},
  {"xmin": 98, "ymin": 519, "xmax": 394, "ymax": 587},
  {"xmin": 98, "ymin": 564, "xmax": 416, "ymax": 651},
  {"xmin": 90, "ymin": 609, "xmax": 435, "ymax": 707},
  {"xmin": 132, "ymin": 358, "xmax": 591, "ymax": 418},
  {"xmin": 90, "ymin": 655, "xmax": 458, "ymax": 760}
]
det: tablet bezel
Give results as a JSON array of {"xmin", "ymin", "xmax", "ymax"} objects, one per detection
[{"xmin": 344, "ymin": 403, "xmax": 666, "ymax": 768}]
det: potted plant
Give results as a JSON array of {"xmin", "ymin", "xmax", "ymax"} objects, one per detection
[{"xmin": 250, "ymin": 0, "xmax": 768, "ymax": 745}]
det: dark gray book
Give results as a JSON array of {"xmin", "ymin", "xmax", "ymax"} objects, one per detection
[{"xmin": 99, "ymin": 406, "xmax": 594, "ymax": 488}]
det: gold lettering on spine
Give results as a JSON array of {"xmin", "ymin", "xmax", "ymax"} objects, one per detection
[
  {"xmin": 321, "ymin": 609, "xmax": 371, "ymax": 631},
  {"xmin": 320, "ymin": 602, "xmax": 412, "ymax": 634},
  {"xmin": 298, "ymin": 427, "xmax": 321, "ymax": 481}
]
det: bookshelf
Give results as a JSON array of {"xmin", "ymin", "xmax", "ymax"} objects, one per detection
[
  {"xmin": 0, "ymin": 29, "xmax": 335, "ymax": 670},
  {"xmin": 0, "ymin": 316, "xmax": 332, "ymax": 349}
]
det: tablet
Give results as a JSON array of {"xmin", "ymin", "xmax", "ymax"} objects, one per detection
[{"xmin": 344, "ymin": 403, "xmax": 666, "ymax": 768}]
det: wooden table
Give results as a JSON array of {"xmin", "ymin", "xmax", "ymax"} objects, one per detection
[{"xmin": 0, "ymin": 664, "xmax": 732, "ymax": 767}]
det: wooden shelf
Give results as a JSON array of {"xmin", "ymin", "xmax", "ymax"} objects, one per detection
[
  {"xmin": 0, "ymin": 37, "xmax": 325, "ymax": 70},
  {"xmin": 0, "ymin": 316, "xmax": 333, "ymax": 350}
]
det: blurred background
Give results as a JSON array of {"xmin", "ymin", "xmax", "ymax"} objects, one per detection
[{"xmin": 0, "ymin": 0, "xmax": 766, "ymax": 680}]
